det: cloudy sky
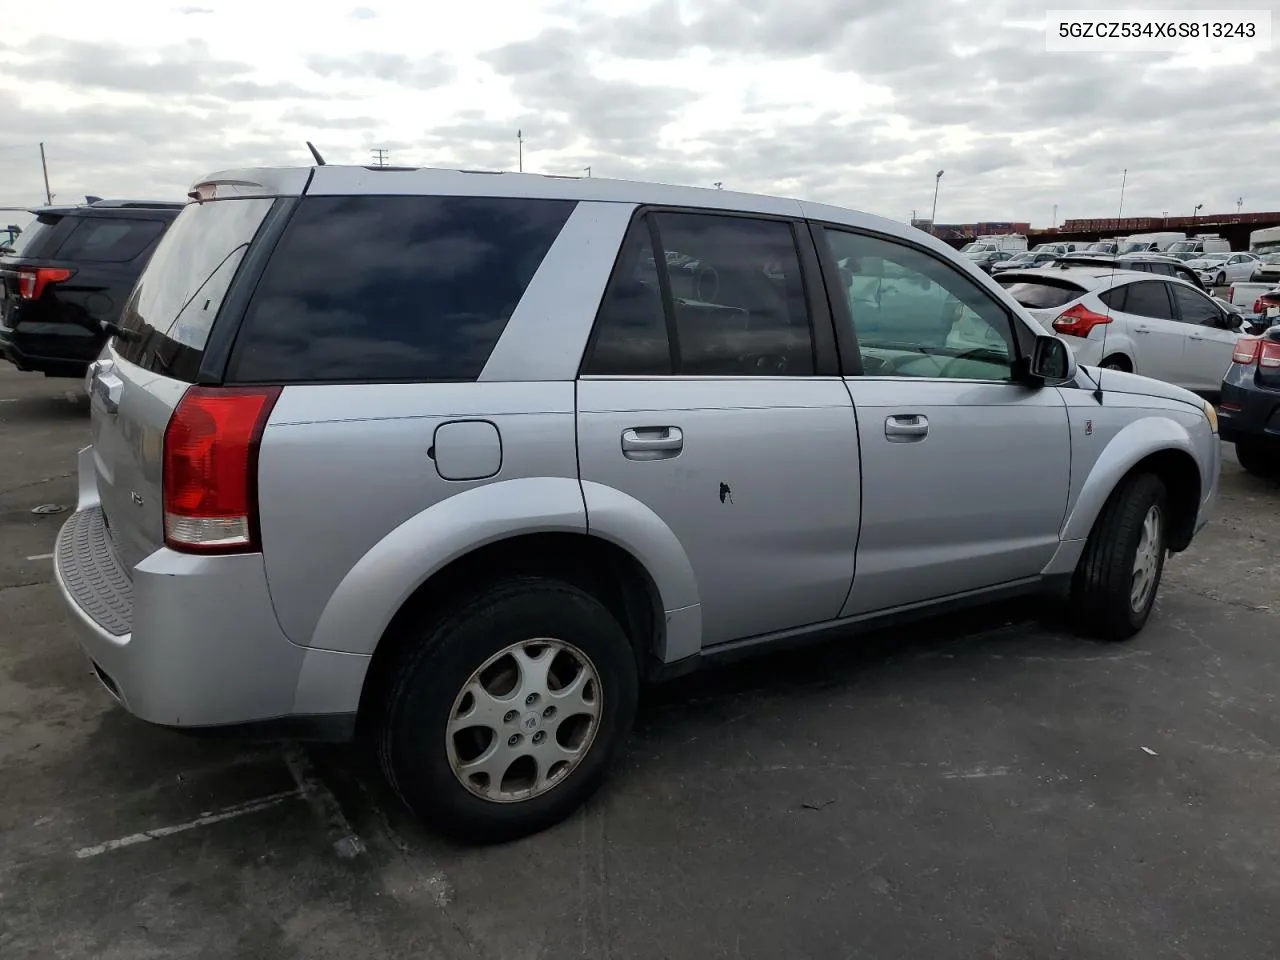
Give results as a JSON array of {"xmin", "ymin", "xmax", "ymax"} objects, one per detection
[{"xmin": 1, "ymin": 0, "xmax": 1276, "ymax": 227}]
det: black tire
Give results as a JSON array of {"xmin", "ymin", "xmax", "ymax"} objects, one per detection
[
  {"xmin": 376, "ymin": 577, "xmax": 639, "ymax": 843},
  {"xmin": 1215, "ymin": 272, "xmax": 1226, "ymax": 287},
  {"xmin": 1070, "ymin": 472, "xmax": 1168, "ymax": 642},
  {"xmin": 1101, "ymin": 355, "xmax": 1130, "ymax": 372},
  {"xmin": 1236, "ymin": 441, "xmax": 1280, "ymax": 477}
]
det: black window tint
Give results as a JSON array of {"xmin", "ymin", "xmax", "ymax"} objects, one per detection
[
  {"xmin": 1099, "ymin": 286, "xmax": 1127, "ymax": 311},
  {"xmin": 998, "ymin": 279, "xmax": 1088, "ymax": 309},
  {"xmin": 653, "ymin": 212, "xmax": 813, "ymax": 375},
  {"xmin": 58, "ymin": 217, "xmax": 165, "ymax": 263},
  {"xmin": 829, "ymin": 229, "xmax": 1017, "ymax": 381},
  {"xmin": 1119, "ymin": 281, "xmax": 1174, "ymax": 320},
  {"xmin": 5, "ymin": 214, "xmax": 63, "ymax": 258},
  {"xmin": 583, "ymin": 220, "xmax": 671, "ymax": 375},
  {"xmin": 229, "ymin": 195, "xmax": 575, "ymax": 383},
  {"xmin": 116, "ymin": 198, "xmax": 273, "ymax": 381},
  {"xmin": 1171, "ymin": 283, "xmax": 1220, "ymax": 325}
]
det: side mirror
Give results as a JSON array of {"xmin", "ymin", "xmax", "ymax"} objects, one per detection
[{"xmin": 1029, "ymin": 334, "xmax": 1076, "ymax": 385}]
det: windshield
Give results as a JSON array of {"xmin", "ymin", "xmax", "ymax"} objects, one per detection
[
  {"xmin": 1194, "ymin": 253, "xmax": 1231, "ymax": 263},
  {"xmin": 1118, "ymin": 242, "xmax": 1155, "ymax": 254},
  {"xmin": 1261, "ymin": 254, "xmax": 1280, "ymax": 264}
]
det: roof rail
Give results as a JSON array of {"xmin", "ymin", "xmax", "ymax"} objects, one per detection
[{"xmin": 87, "ymin": 199, "xmax": 186, "ymax": 209}]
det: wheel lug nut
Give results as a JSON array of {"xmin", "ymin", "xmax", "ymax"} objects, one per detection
[
  {"xmin": 532, "ymin": 731, "xmax": 546, "ymax": 744},
  {"xmin": 508, "ymin": 734, "xmax": 521, "ymax": 746},
  {"xmin": 543, "ymin": 705, "xmax": 556, "ymax": 718},
  {"xmin": 503, "ymin": 710, "xmax": 518, "ymax": 723},
  {"xmin": 525, "ymin": 693, "xmax": 539, "ymax": 706}
]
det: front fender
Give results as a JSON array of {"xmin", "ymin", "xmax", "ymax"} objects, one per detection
[
  {"xmin": 1060, "ymin": 414, "xmax": 1201, "ymax": 544},
  {"xmin": 308, "ymin": 477, "xmax": 588, "ymax": 655}
]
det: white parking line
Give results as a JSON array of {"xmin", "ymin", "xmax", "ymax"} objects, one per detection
[
  {"xmin": 26, "ymin": 553, "xmax": 54, "ymax": 561},
  {"xmin": 283, "ymin": 745, "xmax": 366, "ymax": 859},
  {"xmin": 73, "ymin": 788, "xmax": 302, "ymax": 859}
]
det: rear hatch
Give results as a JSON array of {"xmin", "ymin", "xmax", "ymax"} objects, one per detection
[
  {"xmin": 89, "ymin": 197, "xmax": 275, "ymax": 570},
  {"xmin": 992, "ymin": 272, "xmax": 1091, "ymax": 326},
  {"xmin": 0, "ymin": 212, "xmax": 67, "ymax": 330}
]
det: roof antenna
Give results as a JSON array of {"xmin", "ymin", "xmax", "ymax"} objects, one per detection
[
  {"xmin": 1094, "ymin": 167, "xmax": 1126, "ymax": 404},
  {"xmin": 306, "ymin": 141, "xmax": 326, "ymax": 166}
]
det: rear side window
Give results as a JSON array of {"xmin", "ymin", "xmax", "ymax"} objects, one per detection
[
  {"xmin": 228, "ymin": 196, "xmax": 577, "ymax": 383},
  {"xmin": 583, "ymin": 211, "xmax": 815, "ymax": 376},
  {"xmin": 996, "ymin": 278, "xmax": 1086, "ymax": 309},
  {"xmin": 115, "ymin": 198, "xmax": 273, "ymax": 381},
  {"xmin": 57, "ymin": 217, "xmax": 166, "ymax": 263},
  {"xmin": 5, "ymin": 214, "xmax": 62, "ymax": 258}
]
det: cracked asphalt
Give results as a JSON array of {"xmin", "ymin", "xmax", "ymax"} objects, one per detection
[{"xmin": 1, "ymin": 363, "xmax": 1278, "ymax": 960}]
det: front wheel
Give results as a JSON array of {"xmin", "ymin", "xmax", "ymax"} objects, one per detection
[
  {"xmin": 1236, "ymin": 441, "xmax": 1280, "ymax": 477},
  {"xmin": 377, "ymin": 578, "xmax": 639, "ymax": 843},
  {"xmin": 1215, "ymin": 272, "xmax": 1226, "ymax": 287},
  {"xmin": 1069, "ymin": 472, "xmax": 1168, "ymax": 641}
]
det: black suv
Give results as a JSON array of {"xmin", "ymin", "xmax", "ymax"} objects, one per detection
[
  {"xmin": 0, "ymin": 200, "xmax": 183, "ymax": 377},
  {"xmin": 1054, "ymin": 252, "xmax": 1208, "ymax": 290}
]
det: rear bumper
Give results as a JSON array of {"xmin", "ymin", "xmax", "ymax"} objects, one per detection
[
  {"xmin": 0, "ymin": 323, "xmax": 98, "ymax": 376},
  {"xmin": 1218, "ymin": 373, "xmax": 1280, "ymax": 446},
  {"xmin": 53, "ymin": 445, "xmax": 369, "ymax": 738}
]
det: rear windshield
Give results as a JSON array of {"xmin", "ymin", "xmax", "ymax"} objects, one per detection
[
  {"xmin": 996, "ymin": 277, "xmax": 1087, "ymax": 309},
  {"xmin": 226, "ymin": 195, "xmax": 577, "ymax": 383},
  {"xmin": 57, "ymin": 217, "xmax": 167, "ymax": 263},
  {"xmin": 114, "ymin": 198, "xmax": 272, "ymax": 381},
  {"xmin": 4, "ymin": 214, "xmax": 61, "ymax": 258}
]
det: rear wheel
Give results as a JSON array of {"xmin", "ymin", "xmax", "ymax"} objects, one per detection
[
  {"xmin": 1101, "ymin": 355, "xmax": 1130, "ymax": 372},
  {"xmin": 1214, "ymin": 272, "xmax": 1226, "ymax": 287},
  {"xmin": 377, "ymin": 577, "xmax": 639, "ymax": 843},
  {"xmin": 1069, "ymin": 472, "xmax": 1168, "ymax": 641},
  {"xmin": 1236, "ymin": 441, "xmax": 1280, "ymax": 477}
]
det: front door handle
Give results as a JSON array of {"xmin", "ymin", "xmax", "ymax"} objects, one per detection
[
  {"xmin": 621, "ymin": 426, "xmax": 683, "ymax": 460},
  {"xmin": 885, "ymin": 414, "xmax": 928, "ymax": 442}
]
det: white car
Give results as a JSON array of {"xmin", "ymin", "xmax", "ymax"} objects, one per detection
[
  {"xmin": 1186, "ymin": 252, "xmax": 1260, "ymax": 287},
  {"xmin": 997, "ymin": 266, "xmax": 1244, "ymax": 394}
]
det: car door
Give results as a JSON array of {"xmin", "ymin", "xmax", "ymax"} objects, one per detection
[
  {"xmin": 1227, "ymin": 255, "xmax": 1254, "ymax": 283},
  {"xmin": 813, "ymin": 224, "xmax": 1071, "ymax": 616},
  {"xmin": 1102, "ymin": 280, "xmax": 1186, "ymax": 384},
  {"xmin": 577, "ymin": 210, "xmax": 860, "ymax": 648},
  {"xmin": 1170, "ymin": 282, "xmax": 1238, "ymax": 392}
]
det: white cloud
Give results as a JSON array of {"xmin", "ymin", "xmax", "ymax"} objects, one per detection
[{"xmin": 0, "ymin": 0, "xmax": 1276, "ymax": 225}]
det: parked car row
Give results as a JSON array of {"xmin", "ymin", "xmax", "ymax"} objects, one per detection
[{"xmin": 0, "ymin": 199, "xmax": 183, "ymax": 377}]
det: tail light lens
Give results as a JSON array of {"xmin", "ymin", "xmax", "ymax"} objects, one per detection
[
  {"xmin": 1053, "ymin": 303, "xmax": 1113, "ymax": 337},
  {"xmin": 1254, "ymin": 298, "xmax": 1265, "ymax": 314},
  {"xmin": 163, "ymin": 386, "xmax": 281, "ymax": 553},
  {"xmin": 17, "ymin": 266, "xmax": 73, "ymax": 300},
  {"xmin": 1232, "ymin": 337, "xmax": 1260, "ymax": 364},
  {"xmin": 1261, "ymin": 339, "xmax": 1280, "ymax": 369}
]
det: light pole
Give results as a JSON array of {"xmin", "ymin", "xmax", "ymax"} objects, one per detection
[
  {"xmin": 713, "ymin": 181, "xmax": 723, "ymax": 190},
  {"xmin": 930, "ymin": 169, "xmax": 944, "ymax": 234},
  {"xmin": 517, "ymin": 129, "xmax": 523, "ymax": 173},
  {"xmin": 1237, "ymin": 197, "xmax": 1243, "ymax": 214},
  {"xmin": 1193, "ymin": 202, "xmax": 1203, "ymax": 221},
  {"xmin": 584, "ymin": 166, "xmax": 591, "ymax": 178}
]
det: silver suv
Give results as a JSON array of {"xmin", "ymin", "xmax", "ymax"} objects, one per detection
[{"xmin": 57, "ymin": 166, "xmax": 1221, "ymax": 841}]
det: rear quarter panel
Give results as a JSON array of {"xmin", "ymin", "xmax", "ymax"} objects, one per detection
[{"xmin": 256, "ymin": 382, "xmax": 582, "ymax": 650}]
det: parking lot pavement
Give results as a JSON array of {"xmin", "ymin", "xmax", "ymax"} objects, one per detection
[{"xmin": 2, "ymin": 363, "xmax": 1279, "ymax": 960}]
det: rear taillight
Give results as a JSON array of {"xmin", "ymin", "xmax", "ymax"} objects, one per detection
[
  {"xmin": 162, "ymin": 386, "xmax": 281, "ymax": 553},
  {"xmin": 1262, "ymin": 339, "xmax": 1280, "ymax": 369},
  {"xmin": 1052, "ymin": 303, "xmax": 1113, "ymax": 337},
  {"xmin": 1254, "ymin": 298, "xmax": 1265, "ymax": 314},
  {"xmin": 17, "ymin": 266, "xmax": 73, "ymax": 300},
  {"xmin": 1232, "ymin": 337, "xmax": 1260, "ymax": 364}
]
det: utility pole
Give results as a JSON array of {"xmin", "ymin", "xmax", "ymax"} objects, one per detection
[
  {"xmin": 1237, "ymin": 197, "xmax": 1243, "ymax": 214},
  {"xmin": 39, "ymin": 142, "xmax": 52, "ymax": 205},
  {"xmin": 517, "ymin": 130, "xmax": 523, "ymax": 173},
  {"xmin": 930, "ymin": 169, "xmax": 944, "ymax": 235},
  {"xmin": 371, "ymin": 148, "xmax": 388, "ymax": 167},
  {"xmin": 1052, "ymin": 203, "xmax": 1058, "ymax": 228}
]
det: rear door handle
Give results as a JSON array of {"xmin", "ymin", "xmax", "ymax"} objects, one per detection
[
  {"xmin": 1134, "ymin": 326, "xmax": 1152, "ymax": 334},
  {"xmin": 885, "ymin": 414, "xmax": 928, "ymax": 442},
  {"xmin": 621, "ymin": 426, "xmax": 683, "ymax": 460}
]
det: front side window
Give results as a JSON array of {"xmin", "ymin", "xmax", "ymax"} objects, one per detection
[
  {"xmin": 1171, "ymin": 283, "xmax": 1220, "ymax": 326},
  {"xmin": 583, "ymin": 211, "xmax": 815, "ymax": 377},
  {"xmin": 825, "ymin": 228, "xmax": 1018, "ymax": 381}
]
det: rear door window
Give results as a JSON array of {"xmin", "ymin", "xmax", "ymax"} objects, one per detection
[
  {"xmin": 115, "ymin": 198, "xmax": 274, "ymax": 381},
  {"xmin": 228, "ymin": 195, "xmax": 577, "ymax": 383},
  {"xmin": 57, "ymin": 217, "xmax": 166, "ymax": 262},
  {"xmin": 1117, "ymin": 280, "xmax": 1175, "ymax": 319}
]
